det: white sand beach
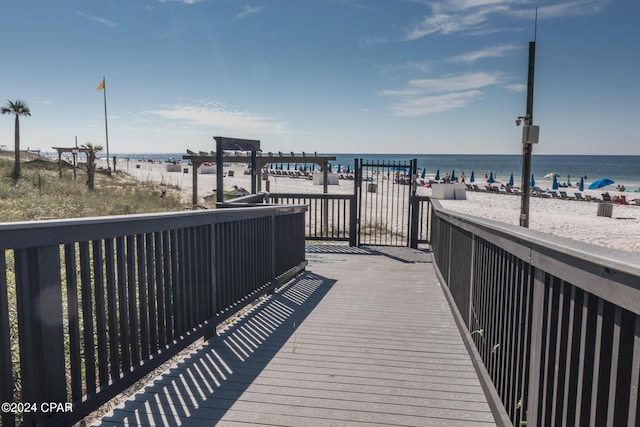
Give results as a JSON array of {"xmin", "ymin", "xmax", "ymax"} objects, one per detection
[{"xmin": 111, "ymin": 159, "xmax": 640, "ymax": 256}]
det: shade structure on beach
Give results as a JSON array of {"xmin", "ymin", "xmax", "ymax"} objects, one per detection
[
  {"xmin": 588, "ymin": 178, "xmax": 615, "ymax": 190},
  {"xmin": 488, "ymin": 172, "xmax": 495, "ymax": 184},
  {"xmin": 346, "ymin": 165, "xmax": 351, "ymax": 174},
  {"xmin": 530, "ymin": 174, "xmax": 535, "ymax": 187},
  {"xmin": 435, "ymin": 169, "xmax": 440, "ymax": 181},
  {"xmin": 567, "ymin": 175, "xmax": 571, "ymax": 187},
  {"xmin": 544, "ymin": 172, "xmax": 559, "ymax": 179},
  {"xmin": 579, "ymin": 176, "xmax": 584, "ymax": 192},
  {"xmin": 470, "ymin": 171, "xmax": 475, "ymax": 183},
  {"xmin": 421, "ymin": 168, "xmax": 426, "ymax": 179},
  {"xmin": 451, "ymin": 170, "xmax": 456, "ymax": 181},
  {"xmin": 328, "ymin": 163, "xmax": 332, "ymax": 172},
  {"xmin": 552, "ymin": 175, "xmax": 559, "ymax": 190},
  {"xmin": 508, "ymin": 173, "xmax": 514, "ymax": 187}
]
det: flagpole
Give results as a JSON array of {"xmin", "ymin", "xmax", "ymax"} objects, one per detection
[{"xmin": 102, "ymin": 76, "xmax": 111, "ymax": 171}]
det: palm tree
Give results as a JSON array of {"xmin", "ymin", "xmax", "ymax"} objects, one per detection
[
  {"xmin": 81, "ymin": 143, "xmax": 103, "ymax": 190},
  {"xmin": 1, "ymin": 100, "xmax": 31, "ymax": 180}
]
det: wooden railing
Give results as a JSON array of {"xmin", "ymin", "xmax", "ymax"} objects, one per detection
[
  {"xmin": 0, "ymin": 205, "xmax": 307, "ymax": 427},
  {"xmin": 429, "ymin": 199, "xmax": 640, "ymax": 426}
]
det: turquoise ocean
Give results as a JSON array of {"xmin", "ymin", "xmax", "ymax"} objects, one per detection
[{"xmin": 97, "ymin": 153, "xmax": 640, "ymax": 189}]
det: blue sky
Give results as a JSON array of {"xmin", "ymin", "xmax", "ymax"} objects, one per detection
[{"xmin": 1, "ymin": 0, "xmax": 638, "ymax": 155}]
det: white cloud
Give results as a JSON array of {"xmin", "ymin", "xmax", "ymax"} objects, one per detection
[
  {"xmin": 408, "ymin": 72, "xmax": 502, "ymax": 93},
  {"xmin": 157, "ymin": 0, "xmax": 205, "ymax": 4},
  {"xmin": 389, "ymin": 90, "xmax": 483, "ymax": 116},
  {"xmin": 503, "ymin": 83, "xmax": 526, "ymax": 92},
  {"xmin": 77, "ymin": 11, "xmax": 118, "ymax": 28},
  {"xmin": 380, "ymin": 72, "xmax": 501, "ymax": 116},
  {"xmin": 403, "ymin": 0, "xmax": 610, "ymax": 40},
  {"xmin": 238, "ymin": 6, "xmax": 262, "ymax": 18},
  {"xmin": 447, "ymin": 43, "xmax": 520, "ymax": 63},
  {"xmin": 145, "ymin": 101, "xmax": 280, "ymax": 134}
]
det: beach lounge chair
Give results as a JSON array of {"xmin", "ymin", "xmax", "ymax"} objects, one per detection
[
  {"xmin": 559, "ymin": 191, "xmax": 575, "ymax": 200},
  {"xmin": 574, "ymin": 192, "xmax": 587, "ymax": 201},
  {"xmin": 602, "ymin": 192, "xmax": 611, "ymax": 202},
  {"xmin": 472, "ymin": 184, "xmax": 486, "ymax": 192}
]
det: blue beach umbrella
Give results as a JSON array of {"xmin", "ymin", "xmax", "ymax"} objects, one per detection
[
  {"xmin": 451, "ymin": 170, "xmax": 456, "ymax": 181},
  {"xmin": 346, "ymin": 165, "xmax": 351, "ymax": 174},
  {"xmin": 552, "ymin": 175, "xmax": 559, "ymax": 190},
  {"xmin": 421, "ymin": 168, "xmax": 426, "ymax": 179},
  {"xmin": 435, "ymin": 169, "xmax": 440, "ymax": 181},
  {"xmin": 488, "ymin": 172, "xmax": 495, "ymax": 184},
  {"xmin": 337, "ymin": 164, "xmax": 341, "ymax": 173},
  {"xmin": 287, "ymin": 163, "xmax": 290, "ymax": 171},
  {"xmin": 530, "ymin": 174, "xmax": 535, "ymax": 187},
  {"xmin": 470, "ymin": 171, "xmax": 475, "ymax": 183},
  {"xmin": 588, "ymin": 178, "xmax": 615, "ymax": 190},
  {"xmin": 508, "ymin": 173, "xmax": 514, "ymax": 187},
  {"xmin": 328, "ymin": 163, "xmax": 332, "ymax": 173},
  {"xmin": 567, "ymin": 175, "xmax": 571, "ymax": 187},
  {"xmin": 579, "ymin": 176, "xmax": 584, "ymax": 192}
]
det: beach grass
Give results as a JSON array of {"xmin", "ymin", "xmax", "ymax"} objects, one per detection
[{"xmin": 0, "ymin": 155, "xmax": 185, "ymax": 222}]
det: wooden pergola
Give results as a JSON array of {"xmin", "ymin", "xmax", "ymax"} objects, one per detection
[
  {"xmin": 183, "ymin": 138, "xmax": 336, "ymax": 205},
  {"xmin": 51, "ymin": 146, "xmax": 90, "ymax": 179}
]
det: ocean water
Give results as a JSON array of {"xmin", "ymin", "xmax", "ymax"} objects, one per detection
[{"xmin": 97, "ymin": 152, "xmax": 640, "ymax": 188}]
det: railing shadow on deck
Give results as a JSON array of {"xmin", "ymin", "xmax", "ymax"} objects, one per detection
[{"xmin": 96, "ymin": 270, "xmax": 336, "ymax": 426}]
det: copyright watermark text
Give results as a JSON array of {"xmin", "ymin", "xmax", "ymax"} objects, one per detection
[{"xmin": 1, "ymin": 401, "xmax": 73, "ymax": 414}]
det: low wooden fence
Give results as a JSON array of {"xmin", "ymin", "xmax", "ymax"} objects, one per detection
[
  {"xmin": 429, "ymin": 199, "xmax": 640, "ymax": 426},
  {"xmin": 0, "ymin": 205, "xmax": 307, "ymax": 426}
]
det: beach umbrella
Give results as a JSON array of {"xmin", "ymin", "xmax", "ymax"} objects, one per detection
[
  {"xmin": 470, "ymin": 171, "xmax": 475, "ymax": 183},
  {"xmin": 579, "ymin": 176, "xmax": 584, "ymax": 192},
  {"xmin": 552, "ymin": 175, "xmax": 559, "ymax": 190},
  {"xmin": 488, "ymin": 172, "xmax": 495, "ymax": 184},
  {"xmin": 337, "ymin": 164, "xmax": 341, "ymax": 173},
  {"xmin": 544, "ymin": 172, "xmax": 559, "ymax": 179},
  {"xmin": 567, "ymin": 175, "xmax": 571, "ymax": 187},
  {"xmin": 421, "ymin": 168, "xmax": 426, "ymax": 179},
  {"xmin": 346, "ymin": 165, "xmax": 351, "ymax": 174},
  {"xmin": 508, "ymin": 173, "xmax": 514, "ymax": 187},
  {"xmin": 530, "ymin": 174, "xmax": 535, "ymax": 187},
  {"xmin": 588, "ymin": 178, "xmax": 615, "ymax": 190},
  {"xmin": 451, "ymin": 170, "xmax": 456, "ymax": 181},
  {"xmin": 328, "ymin": 163, "xmax": 332, "ymax": 173},
  {"xmin": 435, "ymin": 169, "xmax": 440, "ymax": 181},
  {"xmin": 287, "ymin": 163, "xmax": 290, "ymax": 170}
]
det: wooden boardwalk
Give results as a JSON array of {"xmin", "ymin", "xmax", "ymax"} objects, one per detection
[{"xmin": 97, "ymin": 245, "xmax": 495, "ymax": 426}]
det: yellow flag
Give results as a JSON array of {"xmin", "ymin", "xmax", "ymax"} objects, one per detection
[{"xmin": 97, "ymin": 80, "xmax": 105, "ymax": 91}]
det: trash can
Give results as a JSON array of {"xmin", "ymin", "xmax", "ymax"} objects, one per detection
[
  {"xmin": 597, "ymin": 202, "xmax": 613, "ymax": 218},
  {"xmin": 367, "ymin": 183, "xmax": 377, "ymax": 193}
]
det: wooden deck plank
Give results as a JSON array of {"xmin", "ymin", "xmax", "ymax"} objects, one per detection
[{"xmin": 97, "ymin": 246, "xmax": 496, "ymax": 426}]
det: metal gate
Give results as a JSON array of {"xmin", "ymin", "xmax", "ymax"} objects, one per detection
[{"xmin": 355, "ymin": 158, "xmax": 417, "ymax": 246}]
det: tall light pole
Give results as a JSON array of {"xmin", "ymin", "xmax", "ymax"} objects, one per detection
[{"xmin": 518, "ymin": 40, "xmax": 539, "ymax": 228}]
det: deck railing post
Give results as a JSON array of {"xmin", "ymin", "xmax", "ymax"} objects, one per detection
[
  {"xmin": 205, "ymin": 222, "xmax": 218, "ymax": 340},
  {"xmin": 526, "ymin": 267, "xmax": 546, "ymax": 427},
  {"xmin": 409, "ymin": 196, "xmax": 419, "ymax": 249},
  {"xmin": 15, "ymin": 246, "xmax": 67, "ymax": 426}
]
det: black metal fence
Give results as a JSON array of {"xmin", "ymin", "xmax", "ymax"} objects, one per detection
[
  {"xmin": 429, "ymin": 199, "xmax": 640, "ymax": 426},
  {"xmin": 0, "ymin": 205, "xmax": 307, "ymax": 427},
  {"xmin": 266, "ymin": 193, "xmax": 431, "ymax": 248}
]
